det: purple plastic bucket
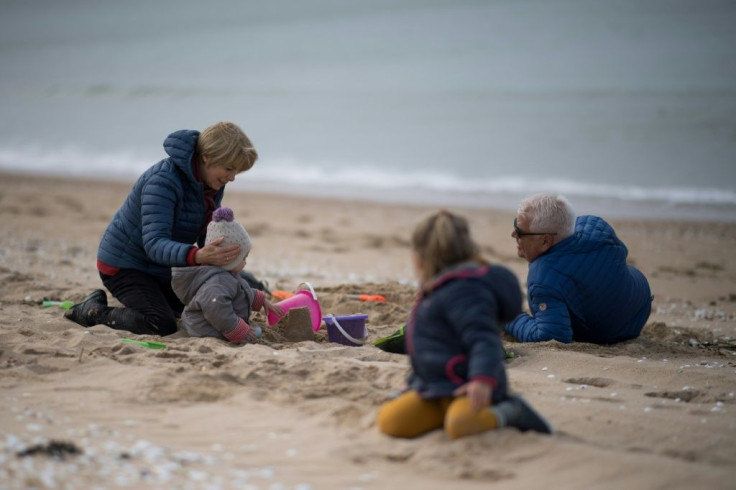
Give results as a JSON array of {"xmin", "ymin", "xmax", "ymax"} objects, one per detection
[{"xmin": 323, "ymin": 314, "xmax": 368, "ymax": 347}]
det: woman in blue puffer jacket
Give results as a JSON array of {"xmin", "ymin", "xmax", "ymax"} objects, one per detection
[
  {"xmin": 376, "ymin": 210, "xmax": 553, "ymax": 439},
  {"xmin": 64, "ymin": 122, "xmax": 258, "ymax": 336}
]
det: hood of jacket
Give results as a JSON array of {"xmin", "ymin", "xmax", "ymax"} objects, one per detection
[
  {"xmin": 171, "ymin": 266, "xmax": 232, "ymax": 304},
  {"xmin": 423, "ymin": 260, "xmax": 522, "ymax": 324},
  {"xmin": 548, "ymin": 215, "xmax": 625, "ymax": 258},
  {"xmin": 163, "ymin": 129, "xmax": 200, "ymax": 183}
]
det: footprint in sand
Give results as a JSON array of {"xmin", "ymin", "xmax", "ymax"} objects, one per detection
[
  {"xmin": 0, "ymin": 267, "xmax": 34, "ymax": 288},
  {"xmin": 644, "ymin": 389, "xmax": 734, "ymax": 404},
  {"xmin": 562, "ymin": 377, "xmax": 614, "ymax": 388},
  {"xmin": 645, "ymin": 389, "xmax": 702, "ymax": 403},
  {"xmin": 362, "ymin": 234, "xmax": 410, "ymax": 249}
]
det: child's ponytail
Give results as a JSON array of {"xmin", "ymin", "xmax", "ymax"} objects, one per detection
[{"xmin": 411, "ymin": 210, "xmax": 479, "ymax": 283}]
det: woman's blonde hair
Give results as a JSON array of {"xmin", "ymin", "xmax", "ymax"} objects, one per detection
[
  {"xmin": 411, "ymin": 210, "xmax": 480, "ymax": 283},
  {"xmin": 197, "ymin": 121, "xmax": 258, "ymax": 171}
]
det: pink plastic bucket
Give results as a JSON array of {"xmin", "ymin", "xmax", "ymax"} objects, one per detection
[
  {"xmin": 323, "ymin": 314, "xmax": 368, "ymax": 347},
  {"xmin": 267, "ymin": 282, "xmax": 322, "ymax": 331}
]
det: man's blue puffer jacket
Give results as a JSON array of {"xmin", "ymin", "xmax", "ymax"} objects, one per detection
[
  {"xmin": 505, "ymin": 215, "xmax": 652, "ymax": 344},
  {"xmin": 97, "ymin": 130, "xmax": 223, "ymax": 279}
]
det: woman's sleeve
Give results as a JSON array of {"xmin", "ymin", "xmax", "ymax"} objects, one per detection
[{"xmin": 139, "ymin": 174, "xmax": 194, "ymax": 266}]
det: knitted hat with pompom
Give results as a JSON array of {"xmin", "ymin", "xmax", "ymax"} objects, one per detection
[{"xmin": 205, "ymin": 207, "xmax": 252, "ymax": 271}]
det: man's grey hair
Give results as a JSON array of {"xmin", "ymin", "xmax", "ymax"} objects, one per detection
[{"xmin": 518, "ymin": 194, "xmax": 576, "ymax": 238}]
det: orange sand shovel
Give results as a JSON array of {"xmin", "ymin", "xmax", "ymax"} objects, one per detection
[{"xmin": 347, "ymin": 294, "xmax": 386, "ymax": 303}]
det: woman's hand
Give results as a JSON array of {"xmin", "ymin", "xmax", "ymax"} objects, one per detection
[
  {"xmin": 194, "ymin": 237, "xmax": 241, "ymax": 266},
  {"xmin": 453, "ymin": 380, "xmax": 492, "ymax": 411}
]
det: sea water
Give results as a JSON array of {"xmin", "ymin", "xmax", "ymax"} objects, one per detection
[{"xmin": 1, "ymin": 0, "xmax": 735, "ymax": 221}]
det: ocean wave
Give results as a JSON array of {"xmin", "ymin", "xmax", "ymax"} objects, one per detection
[
  {"xmin": 243, "ymin": 159, "xmax": 736, "ymax": 207},
  {"xmin": 0, "ymin": 146, "xmax": 151, "ymax": 179},
  {"xmin": 1, "ymin": 146, "xmax": 735, "ymax": 209}
]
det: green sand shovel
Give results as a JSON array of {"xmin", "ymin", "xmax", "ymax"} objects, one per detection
[
  {"xmin": 120, "ymin": 338, "xmax": 167, "ymax": 350},
  {"xmin": 41, "ymin": 301, "xmax": 75, "ymax": 310}
]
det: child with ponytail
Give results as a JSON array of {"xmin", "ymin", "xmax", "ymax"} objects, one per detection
[{"xmin": 376, "ymin": 210, "xmax": 553, "ymax": 439}]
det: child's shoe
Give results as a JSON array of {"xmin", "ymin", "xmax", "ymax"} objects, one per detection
[{"xmin": 492, "ymin": 394, "xmax": 554, "ymax": 434}]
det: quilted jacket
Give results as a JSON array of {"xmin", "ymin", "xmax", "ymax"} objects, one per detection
[
  {"xmin": 504, "ymin": 215, "xmax": 652, "ymax": 344},
  {"xmin": 171, "ymin": 266, "xmax": 259, "ymax": 341},
  {"xmin": 406, "ymin": 262, "xmax": 523, "ymax": 403},
  {"xmin": 97, "ymin": 130, "xmax": 223, "ymax": 278}
]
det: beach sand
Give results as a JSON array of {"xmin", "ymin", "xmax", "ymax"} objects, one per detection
[{"xmin": 1, "ymin": 171, "xmax": 735, "ymax": 489}]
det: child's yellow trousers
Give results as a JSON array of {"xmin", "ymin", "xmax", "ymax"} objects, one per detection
[{"xmin": 376, "ymin": 390, "xmax": 497, "ymax": 439}]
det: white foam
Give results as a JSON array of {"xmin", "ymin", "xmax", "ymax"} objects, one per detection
[
  {"xmin": 2, "ymin": 146, "xmax": 735, "ymax": 221},
  {"xmin": 244, "ymin": 159, "xmax": 736, "ymax": 206}
]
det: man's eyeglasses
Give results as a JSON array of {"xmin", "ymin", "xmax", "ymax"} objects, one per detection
[{"xmin": 513, "ymin": 218, "xmax": 558, "ymax": 237}]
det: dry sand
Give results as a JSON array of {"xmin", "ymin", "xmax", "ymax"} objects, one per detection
[{"xmin": 0, "ymin": 171, "xmax": 734, "ymax": 489}]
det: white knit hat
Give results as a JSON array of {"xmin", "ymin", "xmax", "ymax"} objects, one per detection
[{"xmin": 205, "ymin": 207, "xmax": 252, "ymax": 271}]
